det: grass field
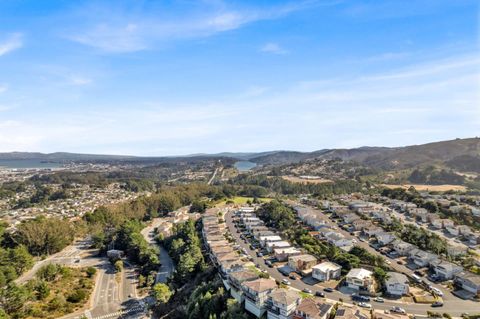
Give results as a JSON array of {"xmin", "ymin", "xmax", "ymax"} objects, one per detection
[
  {"xmin": 215, "ymin": 196, "xmax": 272, "ymax": 206},
  {"xmin": 381, "ymin": 184, "xmax": 467, "ymax": 192},
  {"xmin": 282, "ymin": 175, "xmax": 333, "ymax": 184}
]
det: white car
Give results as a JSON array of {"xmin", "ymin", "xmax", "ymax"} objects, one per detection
[
  {"xmin": 282, "ymin": 279, "xmax": 291, "ymax": 285},
  {"xmin": 352, "ymin": 239, "xmax": 357, "ymax": 243},
  {"xmin": 358, "ymin": 302, "xmax": 372, "ymax": 309},
  {"xmin": 391, "ymin": 306, "xmax": 406, "ymax": 314},
  {"xmin": 385, "ymin": 260, "xmax": 391, "ymax": 265},
  {"xmin": 431, "ymin": 287, "xmax": 443, "ymax": 296}
]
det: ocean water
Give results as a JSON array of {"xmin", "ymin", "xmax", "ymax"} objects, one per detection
[
  {"xmin": 0, "ymin": 159, "xmax": 61, "ymax": 169},
  {"xmin": 234, "ymin": 161, "xmax": 257, "ymax": 172}
]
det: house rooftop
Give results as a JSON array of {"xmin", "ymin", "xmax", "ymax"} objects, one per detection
[
  {"xmin": 269, "ymin": 288, "xmax": 300, "ymax": 305},
  {"xmin": 386, "ymin": 272, "xmax": 408, "ymax": 285},
  {"xmin": 346, "ymin": 268, "xmax": 373, "ymax": 280},
  {"xmin": 296, "ymin": 298, "xmax": 332, "ymax": 318},
  {"xmin": 243, "ymin": 278, "xmax": 277, "ymax": 292},
  {"xmin": 313, "ymin": 261, "xmax": 342, "ymax": 272}
]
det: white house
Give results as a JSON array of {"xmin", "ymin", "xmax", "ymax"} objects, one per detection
[
  {"xmin": 260, "ymin": 235, "xmax": 283, "ymax": 247},
  {"xmin": 385, "ymin": 272, "xmax": 409, "ymax": 296},
  {"xmin": 391, "ymin": 240, "xmax": 416, "ymax": 256},
  {"xmin": 267, "ymin": 288, "xmax": 301, "ymax": 319},
  {"xmin": 454, "ymin": 271, "xmax": 480, "ymax": 295},
  {"xmin": 432, "ymin": 260, "xmax": 463, "ymax": 280},
  {"xmin": 409, "ymin": 249, "xmax": 439, "ymax": 267},
  {"xmin": 324, "ymin": 231, "xmax": 353, "ymax": 248},
  {"xmin": 243, "ymin": 278, "xmax": 278, "ymax": 318},
  {"xmin": 228, "ymin": 269, "xmax": 259, "ymax": 302},
  {"xmin": 345, "ymin": 268, "xmax": 375, "ymax": 293},
  {"xmin": 375, "ymin": 232, "xmax": 397, "ymax": 246},
  {"xmin": 312, "ymin": 261, "xmax": 342, "ymax": 282},
  {"xmin": 266, "ymin": 241, "xmax": 291, "ymax": 253}
]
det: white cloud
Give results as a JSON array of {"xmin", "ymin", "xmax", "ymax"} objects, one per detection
[
  {"xmin": 0, "ymin": 33, "xmax": 23, "ymax": 56},
  {"xmin": 69, "ymin": 75, "xmax": 92, "ymax": 86},
  {"xmin": 66, "ymin": 1, "xmax": 321, "ymax": 53},
  {"xmin": 1, "ymin": 53, "xmax": 478, "ymax": 154},
  {"xmin": 260, "ymin": 42, "xmax": 288, "ymax": 55}
]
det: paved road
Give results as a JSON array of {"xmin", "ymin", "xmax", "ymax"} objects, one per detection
[
  {"xmin": 225, "ymin": 210, "xmax": 480, "ymax": 316},
  {"xmin": 207, "ymin": 167, "xmax": 220, "ymax": 185},
  {"xmin": 140, "ymin": 217, "xmax": 174, "ymax": 284},
  {"xmin": 16, "ymin": 238, "xmax": 99, "ymax": 284}
]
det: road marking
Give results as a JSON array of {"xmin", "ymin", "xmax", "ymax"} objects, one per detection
[{"xmin": 90, "ymin": 306, "xmax": 144, "ymax": 319}]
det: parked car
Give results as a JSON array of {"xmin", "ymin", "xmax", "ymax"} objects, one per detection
[
  {"xmin": 256, "ymin": 252, "xmax": 263, "ymax": 257},
  {"xmin": 352, "ymin": 294, "xmax": 370, "ymax": 302},
  {"xmin": 373, "ymin": 297, "xmax": 384, "ymax": 303},
  {"xmin": 282, "ymin": 279, "xmax": 291, "ymax": 286},
  {"xmin": 302, "ymin": 288, "xmax": 313, "ymax": 294},
  {"xmin": 315, "ymin": 291, "xmax": 325, "ymax": 298},
  {"xmin": 358, "ymin": 302, "xmax": 372, "ymax": 309},
  {"xmin": 289, "ymin": 274, "xmax": 297, "ymax": 280},
  {"xmin": 265, "ymin": 260, "xmax": 272, "ymax": 267},
  {"xmin": 431, "ymin": 287, "xmax": 443, "ymax": 296},
  {"xmin": 431, "ymin": 301, "xmax": 443, "ymax": 307},
  {"xmin": 396, "ymin": 260, "xmax": 404, "ymax": 265},
  {"xmin": 323, "ymin": 287, "xmax": 334, "ymax": 293},
  {"xmin": 391, "ymin": 307, "xmax": 406, "ymax": 314}
]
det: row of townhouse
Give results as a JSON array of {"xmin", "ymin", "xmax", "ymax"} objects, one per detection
[{"xmin": 204, "ymin": 207, "xmax": 374, "ymax": 319}]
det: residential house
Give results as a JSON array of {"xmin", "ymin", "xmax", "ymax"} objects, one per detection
[
  {"xmin": 267, "ymin": 241, "xmax": 291, "ymax": 253},
  {"xmin": 267, "ymin": 288, "xmax": 301, "ymax": 319},
  {"xmin": 293, "ymin": 298, "xmax": 332, "ymax": 319},
  {"xmin": 373, "ymin": 311, "xmax": 409, "ymax": 319},
  {"xmin": 243, "ymin": 278, "xmax": 278, "ymax": 318},
  {"xmin": 288, "ymin": 254, "xmax": 317, "ymax": 275},
  {"xmin": 375, "ymin": 232, "xmax": 397, "ymax": 246},
  {"xmin": 274, "ymin": 247, "xmax": 302, "ymax": 262},
  {"xmin": 409, "ymin": 249, "xmax": 439, "ymax": 268},
  {"xmin": 345, "ymin": 268, "xmax": 375, "ymax": 293},
  {"xmin": 335, "ymin": 307, "xmax": 370, "ymax": 319},
  {"xmin": 454, "ymin": 271, "xmax": 480, "ymax": 295},
  {"xmin": 447, "ymin": 243, "xmax": 468, "ymax": 257},
  {"xmin": 342, "ymin": 213, "xmax": 361, "ymax": 223},
  {"xmin": 260, "ymin": 235, "xmax": 283, "ymax": 247},
  {"xmin": 408, "ymin": 208, "xmax": 429, "ymax": 222},
  {"xmin": 351, "ymin": 219, "xmax": 372, "ymax": 231},
  {"xmin": 445, "ymin": 227, "xmax": 459, "ymax": 236},
  {"xmin": 426, "ymin": 213, "xmax": 439, "ymax": 223},
  {"xmin": 391, "ymin": 240, "xmax": 416, "ymax": 256},
  {"xmin": 432, "ymin": 260, "xmax": 463, "ymax": 280},
  {"xmin": 228, "ymin": 269, "xmax": 259, "ymax": 302},
  {"xmin": 457, "ymin": 225, "xmax": 472, "ymax": 236},
  {"xmin": 385, "ymin": 272, "xmax": 409, "ymax": 296},
  {"xmin": 324, "ymin": 231, "xmax": 353, "ymax": 249},
  {"xmin": 362, "ymin": 226, "xmax": 383, "ymax": 237},
  {"xmin": 312, "ymin": 261, "xmax": 342, "ymax": 282}
]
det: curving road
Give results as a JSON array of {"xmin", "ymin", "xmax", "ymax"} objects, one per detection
[
  {"xmin": 140, "ymin": 217, "xmax": 174, "ymax": 284},
  {"xmin": 225, "ymin": 210, "xmax": 480, "ymax": 317}
]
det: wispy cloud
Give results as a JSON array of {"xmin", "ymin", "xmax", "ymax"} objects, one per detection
[
  {"xmin": 66, "ymin": 1, "xmax": 324, "ymax": 53},
  {"xmin": 260, "ymin": 42, "xmax": 288, "ymax": 55},
  {"xmin": 0, "ymin": 33, "xmax": 23, "ymax": 56},
  {"xmin": 1, "ymin": 52, "xmax": 477, "ymax": 154}
]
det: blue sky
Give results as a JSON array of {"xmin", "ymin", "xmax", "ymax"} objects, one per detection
[{"xmin": 0, "ymin": 0, "xmax": 479, "ymax": 155}]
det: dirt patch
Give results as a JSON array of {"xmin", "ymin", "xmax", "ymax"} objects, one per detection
[
  {"xmin": 282, "ymin": 176, "xmax": 333, "ymax": 184},
  {"xmin": 380, "ymin": 184, "xmax": 467, "ymax": 192}
]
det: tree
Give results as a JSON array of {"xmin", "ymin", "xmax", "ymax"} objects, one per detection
[
  {"xmin": 373, "ymin": 267, "xmax": 388, "ymax": 288},
  {"xmin": 152, "ymin": 283, "xmax": 172, "ymax": 304},
  {"xmin": 9, "ymin": 245, "xmax": 34, "ymax": 275},
  {"xmin": 114, "ymin": 260, "xmax": 123, "ymax": 273},
  {"xmin": 35, "ymin": 280, "xmax": 50, "ymax": 300},
  {"xmin": 86, "ymin": 267, "xmax": 97, "ymax": 278}
]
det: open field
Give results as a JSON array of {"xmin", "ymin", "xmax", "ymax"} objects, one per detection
[
  {"xmin": 215, "ymin": 196, "xmax": 272, "ymax": 206},
  {"xmin": 282, "ymin": 175, "xmax": 333, "ymax": 184},
  {"xmin": 381, "ymin": 183, "xmax": 467, "ymax": 192}
]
